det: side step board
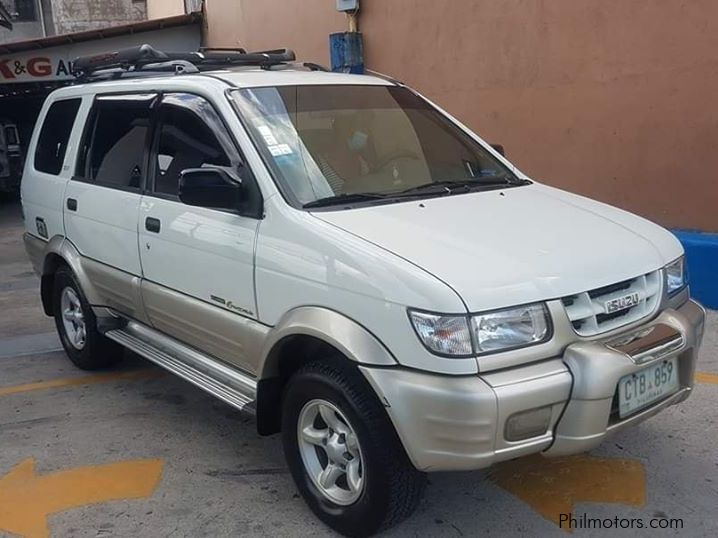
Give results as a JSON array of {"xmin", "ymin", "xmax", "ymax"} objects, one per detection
[{"xmin": 105, "ymin": 321, "xmax": 257, "ymax": 413}]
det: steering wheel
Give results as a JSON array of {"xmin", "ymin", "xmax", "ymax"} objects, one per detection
[{"xmin": 370, "ymin": 150, "xmax": 420, "ymax": 174}]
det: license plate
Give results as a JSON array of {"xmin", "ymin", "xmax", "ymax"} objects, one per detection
[
  {"xmin": 605, "ymin": 292, "xmax": 639, "ymax": 313},
  {"xmin": 618, "ymin": 358, "xmax": 679, "ymax": 418}
]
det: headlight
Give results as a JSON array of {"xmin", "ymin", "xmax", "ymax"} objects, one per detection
[
  {"xmin": 471, "ymin": 303, "xmax": 550, "ymax": 353},
  {"xmin": 408, "ymin": 311, "xmax": 472, "ymax": 356},
  {"xmin": 408, "ymin": 303, "xmax": 551, "ymax": 357},
  {"xmin": 665, "ymin": 256, "xmax": 687, "ymax": 295}
]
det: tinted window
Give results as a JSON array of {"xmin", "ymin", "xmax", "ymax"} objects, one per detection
[
  {"xmin": 153, "ymin": 93, "xmax": 231, "ymax": 196},
  {"xmin": 34, "ymin": 98, "xmax": 81, "ymax": 175},
  {"xmin": 77, "ymin": 95, "xmax": 154, "ymax": 189}
]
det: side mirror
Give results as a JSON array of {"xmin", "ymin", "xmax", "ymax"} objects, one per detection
[
  {"xmin": 178, "ymin": 168, "xmax": 243, "ymax": 210},
  {"xmin": 490, "ymin": 144, "xmax": 505, "ymax": 157}
]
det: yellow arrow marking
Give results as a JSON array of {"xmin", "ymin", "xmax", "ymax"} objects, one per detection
[
  {"xmin": 490, "ymin": 454, "xmax": 645, "ymax": 528},
  {"xmin": 0, "ymin": 369, "xmax": 165, "ymax": 398},
  {"xmin": 0, "ymin": 458, "xmax": 164, "ymax": 538}
]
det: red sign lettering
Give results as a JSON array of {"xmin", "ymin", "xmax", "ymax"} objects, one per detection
[
  {"xmin": 0, "ymin": 59, "xmax": 14, "ymax": 79},
  {"xmin": 27, "ymin": 57, "xmax": 52, "ymax": 77}
]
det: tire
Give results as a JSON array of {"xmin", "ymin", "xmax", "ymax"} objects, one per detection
[
  {"xmin": 282, "ymin": 359, "xmax": 426, "ymax": 537},
  {"xmin": 52, "ymin": 266, "xmax": 124, "ymax": 370}
]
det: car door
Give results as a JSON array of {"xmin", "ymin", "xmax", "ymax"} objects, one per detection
[
  {"xmin": 139, "ymin": 92, "xmax": 263, "ymax": 373},
  {"xmin": 63, "ymin": 93, "xmax": 156, "ymax": 321}
]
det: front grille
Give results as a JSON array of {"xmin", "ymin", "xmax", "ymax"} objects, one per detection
[
  {"xmin": 562, "ymin": 270, "xmax": 661, "ymax": 336},
  {"xmin": 588, "ymin": 280, "xmax": 632, "ymax": 298}
]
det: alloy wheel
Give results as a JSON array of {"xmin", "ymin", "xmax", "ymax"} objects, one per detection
[
  {"xmin": 60, "ymin": 286, "xmax": 86, "ymax": 350},
  {"xmin": 297, "ymin": 399, "xmax": 364, "ymax": 505}
]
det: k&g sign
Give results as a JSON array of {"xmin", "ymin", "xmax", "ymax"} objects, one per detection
[
  {"xmin": 0, "ymin": 53, "xmax": 75, "ymax": 82},
  {"xmin": 0, "ymin": 25, "xmax": 201, "ymax": 85}
]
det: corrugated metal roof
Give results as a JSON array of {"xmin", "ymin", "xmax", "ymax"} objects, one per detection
[{"xmin": 0, "ymin": 12, "xmax": 202, "ymax": 55}]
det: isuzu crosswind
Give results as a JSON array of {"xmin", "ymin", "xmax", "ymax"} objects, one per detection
[{"xmin": 21, "ymin": 46, "xmax": 705, "ymax": 536}]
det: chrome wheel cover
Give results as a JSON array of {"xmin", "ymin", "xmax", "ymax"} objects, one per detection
[
  {"xmin": 297, "ymin": 399, "xmax": 364, "ymax": 505},
  {"xmin": 60, "ymin": 286, "xmax": 86, "ymax": 350}
]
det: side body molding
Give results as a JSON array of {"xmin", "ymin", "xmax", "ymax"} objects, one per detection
[{"xmin": 260, "ymin": 306, "xmax": 397, "ymax": 378}]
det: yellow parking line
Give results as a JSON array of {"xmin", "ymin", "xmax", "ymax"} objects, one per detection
[
  {"xmin": 0, "ymin": 369, "xmax": 165, "ymax": 398},
  {"xmin": 696, "ymin": 371, "xmax": 718, "ymax": 385}
]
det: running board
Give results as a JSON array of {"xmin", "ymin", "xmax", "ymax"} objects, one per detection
[{"xmin": 105, "ymin": 321, "xmax": 257, "ymax": 413}]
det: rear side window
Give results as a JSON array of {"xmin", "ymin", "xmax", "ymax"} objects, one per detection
[
  {"xmin": 76, "ymin": 94, "xmax": 155, "ymax": 190},
  {"xmin": 34, "ymin": 98, "xmax": 81, "ymax": 175}
]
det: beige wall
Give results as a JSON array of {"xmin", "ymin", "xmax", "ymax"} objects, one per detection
[
  {"xmin": 205, "ymin": 0, "xmax": 718, "ymax": 232},
  {"xmin": 147, "ymin": 0, "xmax": 186, "ymax": 20},
  {"xmin": 205, "ymin": 0, "xmax": 344, "ymax": 62}
]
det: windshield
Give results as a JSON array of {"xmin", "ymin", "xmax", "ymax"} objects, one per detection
[{"xmin": 232, "ymin": 84, "xmax": 522, "ymax": 208}]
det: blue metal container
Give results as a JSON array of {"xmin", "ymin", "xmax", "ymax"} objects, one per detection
[{"xmin": 330, "ymin": 32, "xmax": 364, "ymax": 74}]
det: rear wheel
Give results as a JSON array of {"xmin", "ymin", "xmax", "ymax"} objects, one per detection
[
  {"xmin": 52, "ymin": 266, "xmax": 123, "ymax": 370},
  {"xmin": 282, "ymin": 360, "xmax": 426, "ymax": 537}
]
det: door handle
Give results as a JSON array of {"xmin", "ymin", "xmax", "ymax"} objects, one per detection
[
  {"xmin": 145, "ymin": 217, "xmax": 161, "ymax": 233},
  {"xmin": 66, "ymin": 198, "xmax": 77, "ymax": 211}
]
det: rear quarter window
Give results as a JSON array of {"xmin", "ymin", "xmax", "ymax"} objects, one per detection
[{"xmin": 34, "ymin": 98, "xmax": 81, "ymax": 175}]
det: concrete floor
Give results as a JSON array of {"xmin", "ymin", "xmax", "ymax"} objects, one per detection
[{"xmin": 0, "ymin": 195, "xmax": 716, "ymax": 538}]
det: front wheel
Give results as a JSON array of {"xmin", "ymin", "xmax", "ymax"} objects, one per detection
[{"xmin": 282, "ymin": 360, "xmax": 426, "ymax": 537}]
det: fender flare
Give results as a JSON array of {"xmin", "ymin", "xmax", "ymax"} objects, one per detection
[
  {"xmin": 39, "ymin": 236, "xmax": 103, "ymax": 314},
  {"xmin": 255, "ymin": 306, "xmax": 397, "ymax": 435},
  {"xmin": 259, "ymin": 306, "xmax": 397, "ymax": 379}
]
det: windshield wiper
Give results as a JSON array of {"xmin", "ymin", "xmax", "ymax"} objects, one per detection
[
  {"xmin": 303, "ymin": 177, "xmax": 531, "ymax": 209},
  {"xmin": 303, "ymin": 192, "xmax": 393, "ymax": 209},
  {"xmin": 394, "ymin": 177, "xmax": 525, "ymax": 197},
  {"xmin": 395, "ymin": 179, "xmax": 474, "ymax": 196}
]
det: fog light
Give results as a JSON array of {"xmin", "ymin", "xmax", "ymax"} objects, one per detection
[{"xmin": 505, "ymin": 406, "xmax": 552, "ymax": 442}]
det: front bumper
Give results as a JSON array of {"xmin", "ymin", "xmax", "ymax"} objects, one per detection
[{"xmin": 360, "ymin": 299, "xmax": 705, "ymax": 472}]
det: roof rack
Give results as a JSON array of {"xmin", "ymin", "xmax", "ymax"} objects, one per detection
[
  {"xmin": 199, "ymin": 46, "xmax": 248, "ymax": 54},
  {"xmin": 303, "ymin": 62, "xmax": 329, "ymax": 72},
  {"xmin": 72, "ymin": 44, "xmax": 297, "ymax": 81}
]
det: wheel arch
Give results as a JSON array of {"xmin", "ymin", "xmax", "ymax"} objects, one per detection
[
  {"xmin": 255, "ymin": 307, "xmax": 397, "ymax": 435},
  {"xmin": 39, "ymin": 236, "xmax": 102, "ymax": 315}
]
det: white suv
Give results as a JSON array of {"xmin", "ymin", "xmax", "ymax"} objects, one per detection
[{"xmin": 21, "ymin": 46, "xmax": 705, "ymax": 536}]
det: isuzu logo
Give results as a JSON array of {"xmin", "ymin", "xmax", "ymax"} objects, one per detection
[{"xmin": 605, "ymin": 292, "xmax": 640, "ymax": 314}]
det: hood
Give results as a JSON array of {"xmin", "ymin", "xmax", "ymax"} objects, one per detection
[{"xmin": 311, "ymin": 183, "xmax": 683, "ymax": 312}]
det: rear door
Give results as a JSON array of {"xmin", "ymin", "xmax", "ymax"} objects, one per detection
[
  {"xmin": 138, "ymin": 92, "xmax": 262, "ymax": 372},
  {"xmin": 63, "ymin": 93, "xmax": 156, "ymax": 320}
]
